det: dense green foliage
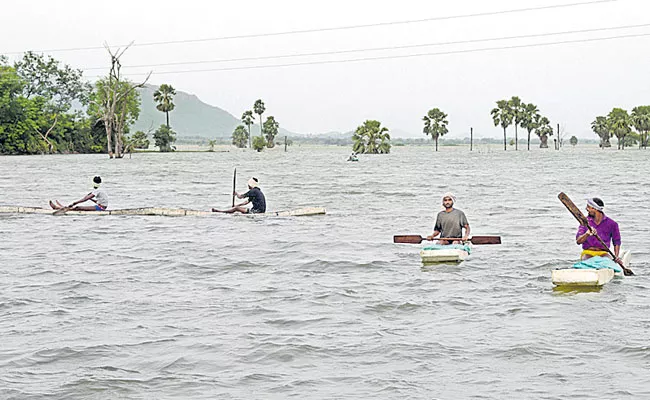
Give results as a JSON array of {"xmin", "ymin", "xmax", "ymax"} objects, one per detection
[
  {"xmin": 241, "ymin": 110, "xmax": 254, "ymax": 148},
  {"xmin": 0, "ymin": 54, "xmax": 96, "ymax": 155},
  {"xmin": 263, "ymin": 116, "xmax": 279, "ymax": 148},
  {"xmin": 153, "ymin": 124, "xmax": 176, "ymax": 152},
  {"xmin": 252, "ymin": 135, "xmax": 266, "ymax": 152},
  {"xmin": 591, "ymin": 105, "xmax": 649, "ymax": 150},
  {"xmin": 231, "ymin": 125, "xmax": 248, "ymax": 148},
  {"xmin": 352, "ymin": 120, "xmax": 391, "ymax": 154}
]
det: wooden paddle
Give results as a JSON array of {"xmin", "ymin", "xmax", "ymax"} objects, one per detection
[
  {"xmin": 231, "ymin": 168, "xmax": 237, "ymax": 207},
  {"xmin": 558, "ymin": 192, "xmax": 633, "ymax": 276},
  {"xmin": 53, "ymin": 206, "xmax": 73, "ymax": 215},
  {"xmin": 393, "ymin": 235, "xmax": 501, "ymax": 245}
]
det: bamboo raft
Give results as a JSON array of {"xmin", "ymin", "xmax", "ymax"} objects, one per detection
[{"xmin": 0, "ymin": 206, "xmax": 326, "ymax": 217}]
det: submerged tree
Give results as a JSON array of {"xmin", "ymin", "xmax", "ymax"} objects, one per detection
[
  {"xmin": 535, "ymin": 116, "xmax": 553, "ymax": 148},
  {"xmin": 352, "ymin": 120, "xmax": 391, "ymax": 154},
  {"xmin": 631, "ymin": 105, "xmax": 650, "ymax": 149},
  {"xmin": 591, "ymin": 116, "xmax": 610, "ymax": 148},
  {"xmin": 231, "ymin": 125, "xmax": 248, "ymax": 148},
  {"xmin": 491, "ymin": 100, "xmax": 513, "ymax": 151},
  {"xmin": 129, "ymin": 130, "xmax": 150, "ymax": 149},
  {"xmin": 263, "ymin": 116, "xmax": 279, "ymax": 148},
  {"xmin": 607, "ymin": 108, "xmax": 631, "ymax": 150},
  {"xmin": 252, "ymin": 135, "xmax": 266, "ymax": 152},
  {"xmin": 153, "ymin": 124, "xmax": 176, "ymax": 152},
  {"xmin": 153, "ymin": 84, "xmax": 176, "ymax": 129},
  {"xmin": 422, "ymin": 108, "xmax": 448, "ymax": 151}
]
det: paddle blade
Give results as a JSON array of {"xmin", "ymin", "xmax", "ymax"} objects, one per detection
[
  {"xmin": 469, "ymin": 236, "xmax": 501, "ymax": 245},
  {"xmin": 558, "ymin": 192, "xmax": 589, "ymax": 226},
  {"xmin": 53, "ymin": 207, "xmax": 72, "ymax": 216},
  {"xmin": 393, "ymin": 235, "xmax": 424, "ymax": 244}
]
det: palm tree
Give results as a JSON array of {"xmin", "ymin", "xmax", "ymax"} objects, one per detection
[
  {"xmin": 241, "ymin": 110, "xmax": 255, "ymax": 148},
  {"xmin": 153, "ymin": 84, "xmax": 176, "ymax": 129},
  {"xmin": 591, "ymin": 116, "xmax": 610, "ymax": 148},
  {"xmin": 534, "ymin": 116, "xmax": 553, "ymax": 148},
  {"xmin": 631, "ymin": 105, "xmax": 650, "ymax": 149},
  {"xmin": 208, "ymin": 139, "xmax": 217, "ymax": 152},
  {"xmin": 520, "ymin": 103, "xmax": 540, "ymax": 151},
  {"xmin": 352, "ymin": 120, "xmax": 391, "ymax": 154},
  {"xmin": 422, "ymin": 108, "xmax": 449, "ymax": 151},
  {"xmin": 231, "ymin": 125, "xmax": 248, "ymax": 148},
  {"xmin": 491, "ymin": 100, "xmax": 513, "ymax": 151},
  {"xmin": 509, "ymin": 96, "xmax": 524, "ymax": 151},
  {"xmin": 263, "ymin": 116, "xmax": 279, "ymax": 148},
  {"xmin": 253, "ymin": 99, "xmax": 265, "ymax": 138},
  {"xmin": 607, "ymin": 108, "xmax": 631, "ymax": 150}
]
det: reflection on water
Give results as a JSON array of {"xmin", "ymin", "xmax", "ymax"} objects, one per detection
[{"xmin": 0, "ymin": 146, "xmax": 649, "ymax": 399}]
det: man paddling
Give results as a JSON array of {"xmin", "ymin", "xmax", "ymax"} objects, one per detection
[
  {"xmin": 49, "ymin": 176, "xmax": 108, "ymax": 211},
  {"xmin": 576, "ymin": 197, "xmax": 622, "ymax": 264},
  {"xmin": 212, "ymin": 177, "xmax": 266, "ymax": 214},
  {"xmin": 426, "ymin": 192, "xmax": 470, "ymax": 244}
]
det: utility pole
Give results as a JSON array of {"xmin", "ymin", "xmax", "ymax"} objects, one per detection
[
  {"xmin": 470, "ymin": 127, "xmax": 473, "ymax": 151},
  {"xmin": 284, "ymin": 136, "xmax": 287, "ymax": 152}
]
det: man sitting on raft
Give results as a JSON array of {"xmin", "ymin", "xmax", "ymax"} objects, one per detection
[
  {"xmin": 212, "ymin": 177, "xmax": 266, "ymax": 214},
  {"xmin": 576, "ymin": 197, "xmax": 622, "ymax": 264},
  {"xmin": 49, "ymin": 176, "xmax": 108, "ymax": 211},
  {"xmin": 426, "ymin": 192, "xmax": 470, "ymax": 244}
]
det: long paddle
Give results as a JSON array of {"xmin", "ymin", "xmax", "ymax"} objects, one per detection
[
  {"xmin": 393, "ymin": 235, "xmax": 501, "ymax": 245},
  {"xmin": 558, "ymin": 192, "xmax": 633, "ymax": 276},
  {"xmin": 232, "ymin": 168, "xmax": 236, "ymax": 207}
]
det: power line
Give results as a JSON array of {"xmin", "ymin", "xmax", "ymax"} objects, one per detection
[
  {"xmin": 0, "ymin": 0, "xmax": 618, "ymax": 55},
  {"xmin": 81, "ymin": 23, "xmax": 650, "ymax": 71},
  {"xmin": 94, "ymin": 32, "xmax": 649, "ymax": 77}
]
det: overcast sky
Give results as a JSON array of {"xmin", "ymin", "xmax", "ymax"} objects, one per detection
[{"xmin": 2, "ymin": 0, "xmax": 649, "ymax": 138}]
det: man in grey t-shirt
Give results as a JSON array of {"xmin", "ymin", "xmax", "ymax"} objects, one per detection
[{"xmin": 426, "ymin": 192, "xmax": 470, "ymax": 244}]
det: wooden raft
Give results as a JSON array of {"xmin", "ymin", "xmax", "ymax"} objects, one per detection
[{"xmin": 0, "ymin": 206, "xmax": 326, "ymax": 217}]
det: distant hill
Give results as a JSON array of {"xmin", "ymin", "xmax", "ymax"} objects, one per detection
[{"xmin": 133, "ymin": 85, "xmax": 295, "ymax": 138}]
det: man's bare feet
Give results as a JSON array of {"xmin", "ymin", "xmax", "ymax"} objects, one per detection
[{"xmin": 49, "ymin": 200, "xmax": 58, "ymax": 209}]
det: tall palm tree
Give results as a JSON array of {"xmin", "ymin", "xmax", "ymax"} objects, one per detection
[
  {"xmin": 491, "ymin": 100, "xmax": 513, "ymax": 151},
  {"xmin": 509, "ymin": 96, "xmax": 524, "ymax": 151},
  {"xmin": 253, "ymin": 99, "xmax": 265, "ymax": 138},
  {"xmin": 631, "ymin": 105, "xmax": 650, "ymax": 149},
  {"xmin": 153, "ymin": 84, "xmax": 176, "ymax": 129},
  {"xmin": 607, "ymin": 108, "xmax": 631, "ymax": 150},
  {"xmin": 520, "ymin": 103, "xmax": 540, "ymax": 151},
  {"xmin": 241, "ymin": 110, "xmax": 255, "ymax": 148},
  {"xmin": 422, "ymin": 108, "xmax": 449, "ymax": 151},
  {"xmin": 352, "ymin": 120, "xmax": 391, "ymax": 154},
  {"xmin": 591, "ymin": 116, "xmax": 610, "ymax": 149}
]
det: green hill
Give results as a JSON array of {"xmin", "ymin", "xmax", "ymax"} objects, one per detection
[{"xmin": 133, "ymin": 85, "xmax": 295, "ymax": 139}]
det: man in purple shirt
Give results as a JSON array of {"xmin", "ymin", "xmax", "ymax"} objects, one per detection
[{"xmin": 575, "ymin": 197, "xmax": 622, "ymax": 264}]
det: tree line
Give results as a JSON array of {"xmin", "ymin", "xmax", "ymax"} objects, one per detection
[
  {"xmin": 231, "ymin": 99, "xmax": 281, "ymax": 152},
  {"xmin": 591, "ymin": 106, "xmax": 650, "ymax": 149},
  {"xmin": 0, "ymin": 49, "xmax": 183, "ymax": 156}
]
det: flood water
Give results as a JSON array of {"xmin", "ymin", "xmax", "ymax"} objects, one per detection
[{"xmin": 1, "ymin": 145, "xmax": 649, "ymax": 399}]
